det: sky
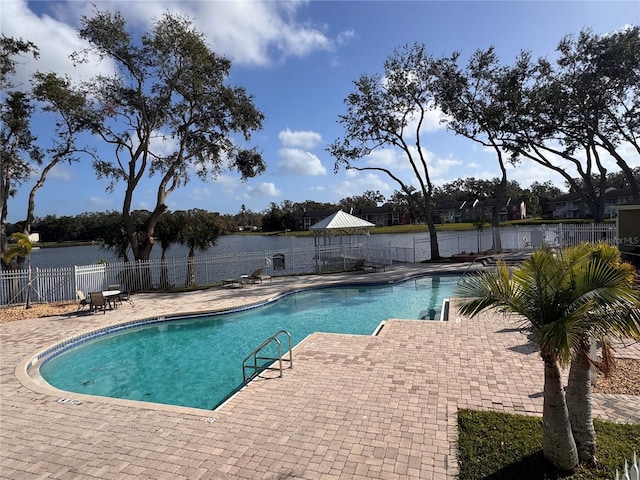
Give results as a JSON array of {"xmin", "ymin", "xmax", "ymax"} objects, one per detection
[{"xmin": 2, "ymin": 0, "xmax": 639, "ymax": 223}]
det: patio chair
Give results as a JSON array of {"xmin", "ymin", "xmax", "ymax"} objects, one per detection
[
  {"xmin": 248, "ymin": 267, "xmax": 271, "ymax": 284},
  {"xmin": 88, "ymin": 291, "xmax": 107, "ymax": 314},
  {"xmin": 76, "ymin": 290, "xmax": 90, "ymax": 311}
]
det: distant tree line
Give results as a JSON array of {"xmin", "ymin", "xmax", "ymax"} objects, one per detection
[{"xmin": 9, "ymin": 166, "xmax": 638, "ymax": 252}]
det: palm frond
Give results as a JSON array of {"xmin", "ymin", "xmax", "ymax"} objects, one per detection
[{"xmin": 455, "ymin": 243, "xmax": 640, "ymax": 366}]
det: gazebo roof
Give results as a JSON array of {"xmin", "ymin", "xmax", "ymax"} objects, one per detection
[{"xmin": 309, "ymin": 210, "xmax": 375, "ymax": 231}]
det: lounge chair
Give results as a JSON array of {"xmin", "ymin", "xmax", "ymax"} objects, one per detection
[
  {"xmin": 88, "ymin": 291, "xmax": 107, "ymax": 314},
  {"xmin": 353, "ymin": 258, "xmax": 377, "ymax": 273},
  {"xmin": 76, "ymin": 290, "xmax": 90, "ymax": 311},
  {"xmin": 247, "ymin": 267, "xmax": 271, "ymax": 284},
  {"xmin": 119, "ymin": 290, "xmax": 135, "ymax": 307}
]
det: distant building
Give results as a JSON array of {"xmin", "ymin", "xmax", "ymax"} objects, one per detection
[
  {"xmin": 546, "ymin": 187, "xmax": 635, "ymax": 220},
  {"xmin": 432, "ymin": 198, "xmax": 526, "ymax": 224},
  {"xmin": 431, "ymin": 200, "xmax": 466, "ymax": 223},
  {"xmin": 295, "ymin": 209, "xmax": 336, "ymax": 231},
  {"xmin": 294, "ymin": 205, "xmax": 410, "ymax": 231},
  {"xmin": 351, "ymin": 206, "xmax": 408, "ymax": 227}
]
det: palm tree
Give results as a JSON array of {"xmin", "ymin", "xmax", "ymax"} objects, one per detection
[
  {"xmin": 155, "ymin": 212, "xmax": 182, "ymax": 289},
  {"xmin": 455, "ymin": 245, "xmax": 639, "ymax": 472},
  {"xmin": 2, "ymin": 232, "xmax": 33, "ymax": 308},
  {"xmin": 176, "ymin": 209, "xmax": 222, "ymax": 287},
  {"xmin": 563, "ymin": 243, "xmax": 640, "ymax": 466}
]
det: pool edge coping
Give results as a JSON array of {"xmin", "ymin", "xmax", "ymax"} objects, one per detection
[{"xmin": 15, "ymin": 270, "xmax": 466, "ymax": 415}]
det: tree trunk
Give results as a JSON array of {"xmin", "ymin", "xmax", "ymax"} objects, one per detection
[
  {"xmin": 426, "ymin": 217, "xmax": 440, "ymax": 260},
  {"xmin": 616, "ymin": 158, "xmax": 640, "ymax": 200},
  {"xmin": 422, "ymin": 197, "xmax": 440, "ymax": 260},
  {"xmin": 566, "ymin": 345, "xmax": 597, "ymax": 465},
  {"xmin": 491, "ymin": 154, "xmax": 507, "ymax": 252},
  {"xmin": 137, "ymin": 237, "xmax": 154, "ymax": 261},
  {"xmin": 160, "ymin": 249, "xmax": 169, "ymax": 289},
  {"xmin": 542, "ymin": 357, "xmax": 579, "ymax": 472},
  {"xmin": 186, "ymin": 247, "xmax": 196, "ymax": 287},
  {"xmin": 491, "ymin": 208, "xmax": 502, "ymax": 252}
]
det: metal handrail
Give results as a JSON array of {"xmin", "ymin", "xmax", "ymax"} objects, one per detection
[
  {"xmin": 242, "ymin": 330, "xmax": 293, "ymax": 386},
  {"xmin": 457, "ymin": 255, "xmax": 494, "ymax": 284}
]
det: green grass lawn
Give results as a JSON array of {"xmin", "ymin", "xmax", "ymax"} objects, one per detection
[{"xmin": 457, "ymin": 409, "xmax": 639, "ymax": 480}]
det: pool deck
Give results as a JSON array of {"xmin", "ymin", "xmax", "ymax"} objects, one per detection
[{"xmin": 1, "ymin": 263, "xmax": 639, "ymax": 479}]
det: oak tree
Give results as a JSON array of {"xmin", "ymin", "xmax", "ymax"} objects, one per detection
[
  {"xmin": 75, "ymin": 11, "xmax": 266, "ymax": 262},
  {"xmin": 329, "ymin": 43, "xmax": 449, "ymax": 259},
  {"xmin": 500, "ymin": 27, "xmax": 640, "ymax": 222}
]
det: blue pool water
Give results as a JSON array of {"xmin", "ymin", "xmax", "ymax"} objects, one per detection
[{"xmin": 41, "ymin": 276, "xmax": 458, "ymax": 410}]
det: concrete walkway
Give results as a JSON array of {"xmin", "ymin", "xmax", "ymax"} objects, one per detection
[{"xmin": 1, "ymin": 264, "xmax": 638, "ymax": 479}]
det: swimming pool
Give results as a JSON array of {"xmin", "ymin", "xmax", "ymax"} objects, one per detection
[{"xmin": 40, "ymin": 275, "xmax": 458, "ymax": 410}]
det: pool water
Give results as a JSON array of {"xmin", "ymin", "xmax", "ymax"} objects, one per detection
[{"xmin": 41, "ymin": 276, "xmax": 458, "ymax": 410}]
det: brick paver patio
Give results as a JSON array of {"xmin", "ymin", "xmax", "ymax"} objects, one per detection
[{"xmin": 1, "ymin": 264, "xmax": 638, "ymax": 479}]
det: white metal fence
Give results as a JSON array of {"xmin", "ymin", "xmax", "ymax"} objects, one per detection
[
  {"xmin": 413, "ymin": 223, "xmax": 617, "ymax": 262},
  {"xmin": 0, "ymin": 223, "xmax": 621, "ymax": 307},
  {"xmin": 613, "ymin": 452, "xmax": 639, "ymax": 480},
  {"xmin": 1, "ymin": 243, "xmax": 401, "ymax": 307}
]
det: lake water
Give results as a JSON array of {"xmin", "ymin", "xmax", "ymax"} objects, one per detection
[
  {"xmin": 27, "ymin": 226, "xmax": 538, "ymax": 269},
  {"xmin": 28, "ymin": 233, "xmax": 423, "ymax": 269}
]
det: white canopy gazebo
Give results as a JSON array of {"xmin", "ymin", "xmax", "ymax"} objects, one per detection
[{"xmin": 309, "ymin": 210, "xmax": 375, "ymax": 271}]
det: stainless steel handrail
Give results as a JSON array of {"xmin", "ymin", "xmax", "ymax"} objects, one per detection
[{"xmin": 242, "ymin": 330, "xmax": 293, "ymax": 386}]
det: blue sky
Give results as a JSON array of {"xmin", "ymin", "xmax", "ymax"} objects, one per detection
[{"xmin": 2, "ymin": 0, "xmax": 639, "ymax": 223}]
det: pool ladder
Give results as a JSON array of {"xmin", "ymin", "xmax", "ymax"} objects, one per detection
[{"xmin": 242, "ymin": 330, "xmax": 293, "ymax": 386}]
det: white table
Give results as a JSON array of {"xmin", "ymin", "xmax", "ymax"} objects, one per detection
[{"xmin": 102, "ymin": 290, "xmax": 121, "ymax": 309}]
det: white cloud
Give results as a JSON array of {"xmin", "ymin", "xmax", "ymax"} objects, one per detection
[
  {"xmin": 364, "ymin": 145, "xmax": 443, "ymax": 174},
  {"xmin": 115, "ymin": 0, "xmax": 345, "ymax": 66},
  {"xmin": 4, "ymin": 0, "xmax": 350, "ymax": 90},
  {"xmin": 3, "ymin": 1, "xmax": 115, "ymax": 87},
  {"xmin": 332, "ymin": 173, "xmax": 390, "ymax": 198},
  {"xmin": 278, "ymin": 129, "xmax": 322, "ymax": 149},
  {"xmin": 364, "ymin": 149, "xmax": 406, "ymax": 169},
  {"xmin": 379, "ymin": 73, "xmax": 447, "ymax": 137},
  {"xmin": 506, "ymin": 161, "xmax": 569, "ymax": 191},
  {"xmin": 246, "ymin": 182, "xmax": 281, "ymax": 197},
  {"xmin": 278, "ymin": 149, "xmax": 327, "ymax": 175},
  {"xmin": 88, "ymin": 196, "xmax": 112, "ymax": 209},
  {"xmin": 144, "ymin": 132, "xmax": 180, "ymax": 161},
  {"xmin": 336, "ymin": 29, "xmax": 356, "ymax": 46},
  {"xmin": 430, "ymin": 155, "xmax": 463, "ymax": 177},
  {"xmin": 404, "ymin": 103, "xmax": 447, "ymax": 136},
  {"xmin": 187, "ymin": 188, "xmax": 212, "ymax": 202},
  {"xmin": 34, "ymin": 163, "xmax": 73, "ymax": 182},
  {"xmin": 212, "ymin": 174, "xmax": 242, "ymax": 195}
]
